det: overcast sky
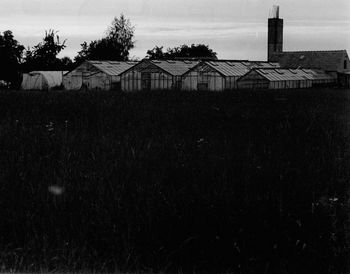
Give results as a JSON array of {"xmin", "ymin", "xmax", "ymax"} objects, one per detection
[{"xmin": 1, "ymin": 0, "xmax": 349, "ymax": 60}]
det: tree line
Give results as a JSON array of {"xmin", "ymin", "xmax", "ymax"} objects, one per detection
[{"xmin": 0, "ymin": 14, "xmax": 217, "ymax": 88}]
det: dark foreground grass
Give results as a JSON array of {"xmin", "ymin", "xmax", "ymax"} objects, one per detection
[{"xmin": 0, "ymin": 88, "xmax": 349, "ymax": 273}]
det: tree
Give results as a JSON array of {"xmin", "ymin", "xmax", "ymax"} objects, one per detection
[
  {"xmin": 107, "ymin": 14, "xmax": 135, "ymax": 60},
  {"xmin": 0, "ymin": 30, "xmax": 25, "ymax": 88},
  {"xmin": 60, "ymin": 56, "xmax": 74, "ymax": 71},
  {"xmin": 146, "ymin": 44, "xmax": 217, "ymax": 60},
  {"xmin": 75, "ymin": 38, "xmax": 119, "ymax": 63},
  {"xmin": 74, "ymin": 14, "xmax": 135, "ymax": 63},
  {"xmin": 23, "ymin": 29, "xmax": 66, "ymax": 71},
  {"xmin": 146, "ymin": 46, "xmax": 166, "ymax": 60},
  {"xmin": 74, "ymin": 41, "xmax": 90, "ymax": 64}
]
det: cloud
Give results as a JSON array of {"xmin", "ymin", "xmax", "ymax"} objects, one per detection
[{"xmin": 0, "ymin": 0, "xmax": 348, "ymax": 61}]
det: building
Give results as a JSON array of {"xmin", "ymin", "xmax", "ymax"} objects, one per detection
[
  {"xmin": 267, "ymin": 5, "xmax": 350, "ymax": 87},
  {"xmin": 21, "ymin": 71, "xmax": 66, "ymax": 91},
  {"xmin": 182, "ymin": 60, "xmax": 280, "ymax": 91},
  {"xmin": 120, "ymin": 59, "xmax": 199, "ymax": 92},
  {"xmin": 267, "ymin": 5, "xmax": 283, "ymax": 62},
  {"xmin": 63, "ymin": 60, "xmax": 137, "ymax": 91},
  {"xmin": 237, "ymin": 68, "xmax": 336, "ymax": 90},
  {"xmin": 338, "ymin": 72, "xmax": 350, "ymax": 88},
  {"xmin": 269, "ymin": 50, "xmax": 350, "ymax": 75}
]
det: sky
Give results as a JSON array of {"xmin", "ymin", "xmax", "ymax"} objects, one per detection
[{"xmin": 0, "ymin": 0, "xmax": 349, "ymax": 61}]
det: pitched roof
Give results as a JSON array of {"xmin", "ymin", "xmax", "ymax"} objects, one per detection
[
  {"xmin": 149, "ymin": 60, "xmax": 199, "ymax": 76},
  {"xmin": 89, "ymin": 61, "xmax": 138, "ymax": 76},
  {"xmin": 250, "ymin": 68, "xmax": 335, "ymax": 82},
  {"xmin": 269, "ymin": 50, "xmax": 347, "ymax": 71},
  {"xmin": 189, "ymin": 60, "xmax": 280, "ymax": 77}
]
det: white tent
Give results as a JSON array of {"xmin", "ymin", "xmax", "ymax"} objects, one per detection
[{"xmin": 21, "ymin": 71, "xmax": 65, "ymax": 90}]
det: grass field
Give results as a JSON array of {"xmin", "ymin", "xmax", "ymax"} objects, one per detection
[{"xmin": 0, "ymin": 88, "xmax": 349, "ymax": 273}]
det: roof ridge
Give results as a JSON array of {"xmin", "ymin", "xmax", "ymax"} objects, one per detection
[
  {"xmin": 88, "ymin": 60, "xmax": 138, "ymax": 76},
  {"xmin": 279, "ymin": 50, "xmax": 346, "ymax": 53},
  {"xmin": 147, "ymin": 59, "xmax": 199, "ymax": 76},
  {"xmin": 205, "ymin": 59, "xmax": 250, "ymax": 62},
  {"xmin": 255, "ymin": 67, "xmax": 323, "ymax": 70},
  {"xmin": 206, "ymin": 60, "xmax": 279, "ymax": 63},
  {"xmin": 150, "ymin": 59, "xmax": 198, "ymax": 63},
  {"xmin": 88, "ymin": 60, "xmax": 137, "ymax": 63}
]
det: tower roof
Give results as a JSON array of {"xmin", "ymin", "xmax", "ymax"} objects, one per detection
[{"xmin": 269, "ymin": 5, "xmax": 280, "ymax": 19}]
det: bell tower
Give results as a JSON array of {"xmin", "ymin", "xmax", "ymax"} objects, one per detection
[{"xmin": 268, "ymin": 5, "xmax": 283, "ymax": 61}]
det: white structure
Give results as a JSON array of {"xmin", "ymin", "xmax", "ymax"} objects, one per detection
[
  {"xmin": 63, "ymin": 60, "xmax": 137, "ymax": 91},
  {"xmin": 120, "ymin": 60, "xmax": 199, "ymax": 92},
  {"xmin": 237, "ymin": 68, "xmax": 336, "ymax": 90},
  {"xmin": 21, "ymin": 71, "xmax": 65, "ymax": 90},
  {"xmin": 182, "ymin": 61, "xmax": 280, "ymax": 91}
]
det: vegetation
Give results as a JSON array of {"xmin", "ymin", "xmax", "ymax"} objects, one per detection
[
  {"xmin": 22, "ymin": 29, "xmax": 72, "ymax": 72},
  {"xmin": 0, "ymin": 29, "xmax": 73, "ymax": 88},
  {"xmin": 74, "ymin": 14, "xmax": 135, "ymax": 63},
  {"xmin": 0, "ymin": 13, "xmax": 136, "ymax": 85},
  {"xmin": 146, "ymin": 44, "xmax": 218, "ymax": 60},
  {"xmin": 0, "ymin": 88, "xmax": 349, "ymax": 273},
  {"xmin": 0, "ymin": 16, "xmax": 221, "ymax": 88},
  {"xmin": 0, "ymin": 31, "xmax": 25, "ymax": 88}
]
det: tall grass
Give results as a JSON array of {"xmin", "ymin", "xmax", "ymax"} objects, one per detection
[{"xmin": 0, "ymin": 89, "xmax": 349, "ymax": 273}]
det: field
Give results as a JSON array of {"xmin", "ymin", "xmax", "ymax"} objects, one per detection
[{"xmin": 0, "ymin": 88, "xmax": 349, "ymax": 273}]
